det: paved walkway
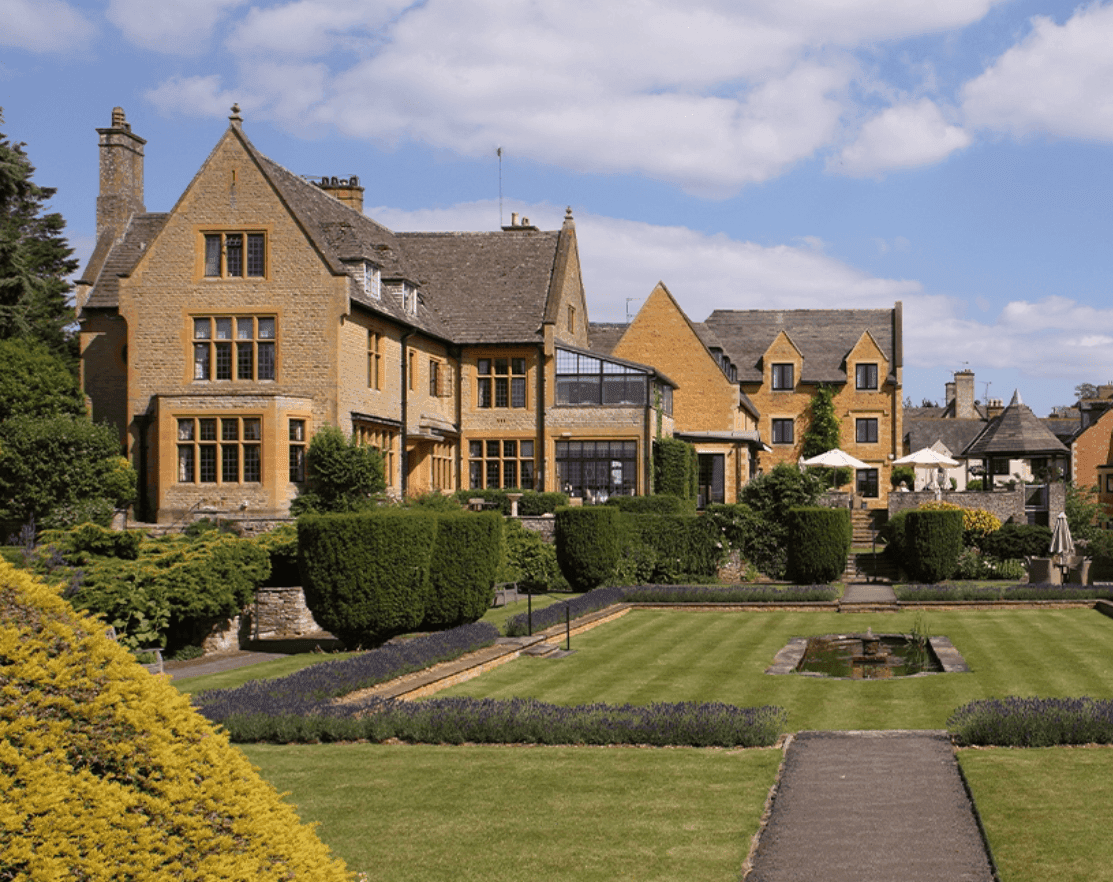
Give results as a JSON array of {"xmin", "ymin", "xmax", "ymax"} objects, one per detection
[
  {"xmin": 747, "ymin": 730, "xmax": 994, "ymax": 882},
  {"xmin": 841, "ymin": 581, "xmax": 899, "ymax": 605}
]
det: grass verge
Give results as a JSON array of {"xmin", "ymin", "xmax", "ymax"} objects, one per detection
[
  {"xmin": 441, "ymin": 608, "xmax": 1113, "ymax": 731},
  {"xmin": 241, "ymin": 742, "xmax": 783, "ymax": 882},
  {"xmin": 958, "ymin": 746, "xmax": 1113, "ymax": 882},
  {"xmin": 172, "ymin": 652, "xmax": 358, "ymax": 695}
]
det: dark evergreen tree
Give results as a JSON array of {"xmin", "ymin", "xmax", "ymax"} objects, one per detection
[{"xmin": 0, "ymin": 110, "xmax": 79, "ymax": 359}]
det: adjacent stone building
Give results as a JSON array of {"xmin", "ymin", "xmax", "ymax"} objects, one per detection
[{"xmin": 77, "ymin": 107, "xmax": 674, "ymax": 522}]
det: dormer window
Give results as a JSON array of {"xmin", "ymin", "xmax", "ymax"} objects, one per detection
[
  {"xmin": 363, "ymin": 262, "xmax": 381, "ymax": 300},
  {"xmin": 402, "ymin": 282, "xmax": 418, "ymax": 316},
  {"xmin": 772, "ymin": 363, "xmax": 794, "ymax": 391},
  {"xmin": 856, "ymin": 363, "xmax": 879, "ymax": 390}
]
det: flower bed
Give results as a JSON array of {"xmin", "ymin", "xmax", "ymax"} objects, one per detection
[
  {"xmin": 624, "ymin": 584, "xmax": 839, "ymax": 604},
  {"xmin": 895, "ymin": 583, "xmax": 1113, "ymax": 602},
  {"xmin": 949, "ymin": 696, "xmax": 1113, "ymax": 746},
  {"xmin": 195, "ymin": 621, "xmax": 500, "ymax": 721},
  {"xmin": 211, "ymin": 696, "xmax": 787, "ymax": 747}
]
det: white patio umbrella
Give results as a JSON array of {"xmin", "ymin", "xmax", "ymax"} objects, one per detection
[
  {"xmin": 801, "ymin": 448, "xmax": 870, "ymax": 470},
  {"xmin": 893, "ymin": 447, "xmax": 959, "ymax": 490},
  {"xmin": 801, "ymin": 448, "xmax": 869, "ymax": 488}
]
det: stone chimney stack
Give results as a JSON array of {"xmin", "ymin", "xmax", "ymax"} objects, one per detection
[
  {"xmin": 954, "ymin": 370, "xmax": 976, "ymax": 419},
  {"xmin": 317, "ymin": 175, "xmax": 364, "ymax": 213},
  {"xmin": 945, "ymin": 381, "xmax": 955, "ymax": 409},
  {"xmin": 96, "ymin": 107, "xmax": 146, "ymax": 245}
]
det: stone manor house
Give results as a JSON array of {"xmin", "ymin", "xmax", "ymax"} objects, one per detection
[{"xmin": 77, "ymin": 107, "xmax": 903, "ymax": 523}]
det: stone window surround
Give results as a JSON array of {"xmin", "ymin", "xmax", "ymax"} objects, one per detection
[
  {"xmin": 192, "ymin": 314, "xmax": 276, "ymax": 383},
  {"xmin": 771, "ymin": 362, "xmax": 794, "ymax": 391},
  {"xmin": 477, "ymin": 355, "xmax": 528, "ymax": 409},
  {"xmin": 201, "ymin": 230, "xmax": 267, "ymax": 279},
  {"xmin": 468, "ymin": 438, "xmax": 536, "ymax": 490},
  {"xmin": 771, "ymin": 417, "xmax": 794, "ymax": 445},
  {"xmin": 177, "ymin": 415, "xmax": 262, "ymax": 484},
  {"xmin": 855, "ymin": 362, "xmax": 879, "ymax": 390}
]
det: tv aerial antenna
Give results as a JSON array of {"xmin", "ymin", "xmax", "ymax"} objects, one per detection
[{"xmin": 497, "ymin": 147, "xmax": 503, "ymax": 228}]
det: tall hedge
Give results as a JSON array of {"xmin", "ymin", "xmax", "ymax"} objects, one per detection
[
  {"xmin": 0, "ymin": 561, "xmax": 350, "ymax": 880},
  {"xmin": 617, "ymin": 513, "xmax": 722, "ymax": 583},
  {"xmin": 905, "ymin": 508, "xmax": 965, "ymax": 582},
  {"xmin": 556, "ymin": 506, "xmax": 621, "ymax": 590},
  {"xmin": 424, "ymin": 511, "xmax": 502, "ymax": 628},
  {"xmin": 605, "ymin": 494, "xmax": 694, "ymax": 515},
  {"xmin": 785, "ymin": 506, "xmax": 851, "ymax": 584},
  {"xmin": 298, "ymin": 510, "xmax": 436, "ymax": 647},
  {"xmin": 653, "ymin": 437, "xmax": 696, "ymax": 500}
]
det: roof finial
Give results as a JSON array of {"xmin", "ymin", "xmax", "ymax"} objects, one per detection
[
  {"xmin": 230, "ymin": 103, "xmax": 243, "ymax": 125},
  {"xmin": 565, "ymin": 206, "xmax": 573, "ymax": 219}
]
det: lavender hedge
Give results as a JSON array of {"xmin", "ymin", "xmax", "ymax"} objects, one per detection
[
  {"xmin": 215, "ymin": 696, "xmax": 787, "ymax": 747},
  {"xmin": 624, "ymin": 584, "xmax": 838, "ymax": 604},
  {"xmin": 896, "ymin": 583, "xmax": 1113, "ymax": 602},
  {"xmin": 503, "ymin": 584, "xmax": 839, "ymax": 638},
  {"xmin": 194, "ymin": 621, "xmax": 500, "ymax": 722},
  {"xmin": 503, "ymin": 586, "xmax": 625, "ymax": 637},
  {"xmin": 949, "ymin": 697, "xmax": 1113, "ymax": 746}
]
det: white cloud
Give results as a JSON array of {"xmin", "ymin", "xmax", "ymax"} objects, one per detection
[
  {"xmin": 106, "ymin": 0, "xmax": 248, "ymax": 53},
  {"xmin": 0, "ymin": 0, "xmax": 95, "ymax": 52},
  {"xmin": 133, "ymin": 0, "xmax": 1017, "ymax": 192},
  {"xmin": 963, "ymin": 3, "xmax": 1113, "ymax": 141},
  {"xmin": 146, "ymin": 75, "xmax": 242, "ymax": 117},
  {"xmin": 227, "ymin": 0, "xmax": 409, "ymax": 57},
  {"xmin": 830, "ymin": 99, "xmax": 970, "ymax": 177}
]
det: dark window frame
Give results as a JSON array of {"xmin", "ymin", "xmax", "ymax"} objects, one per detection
[{"xmin": 771, "ymin": 363, "xmax": 794, "ymax": 391}]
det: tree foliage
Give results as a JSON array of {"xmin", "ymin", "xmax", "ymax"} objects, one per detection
[
  {"xmin": 800, "ymin": 384, "xmax": 841, "ymax": 460},
  {"xmin": 0, "ymin": 110, "xmax": 79, "ymax": 358},
  {"xmin": 290, "ymin": 424, "xmax": 386, "ymax": 515},
  {"xmin": 0, "ymin": 337, "xmax": 85, "ymax": 422},
  {"xmin": 0, "ymin": 415, "xmax": 136, "ymax": 529}
]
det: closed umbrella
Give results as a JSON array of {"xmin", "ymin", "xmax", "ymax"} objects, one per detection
[{"xmin": 1050, "ymin": 511, "xmax": 1074, "ymax": 582}]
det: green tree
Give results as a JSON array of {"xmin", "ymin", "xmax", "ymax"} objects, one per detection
[
  {"xmin": 0, "ymin": 110, "xmax": 79, "ymax": 358},
  {"xmin": 801, "ymin": 384, "xmax": 841, "ymax": 459},
  {"xmin": 1065, "ymin": 480, "xmax": 1102, "ymax": 544},
  {"xmin": 290, "ymin": 424, "xmax": 385, "ymax": 515},
  {"xmin": 735, "ymin": 463, "xmax": 827, "ymax": 579},
  {"xmin": 0, "ymin": 414, "xmax": 136, "ymax": 528},
  {"xmin": 0, "ymin": 337, "xmax": 85, "ymax": 421}
]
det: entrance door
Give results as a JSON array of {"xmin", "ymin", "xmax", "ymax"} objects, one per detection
[{"xmin": 698, "ymin": 453, "xmax": 725, "ymax": 509}]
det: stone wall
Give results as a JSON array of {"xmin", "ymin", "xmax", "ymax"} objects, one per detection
[
  {"xmin": 518, "ymin": 514, "xmax": 556, "ymax": 542},
  {"xmin": 253, "ymin": 586, "xmax": 322, "ymax": 639},
  {"xmin": 886, "ymin": 485, "xmax": 1065, "ymax": 525}
]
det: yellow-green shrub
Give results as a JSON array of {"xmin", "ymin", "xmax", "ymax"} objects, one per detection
[
  {"xmin": 918, "ymin": 501, "xmax": 1002, "ymax": 547},
  {"xmin": 0, "ymin": 561, "xmax": 351, "ymax": 881}
]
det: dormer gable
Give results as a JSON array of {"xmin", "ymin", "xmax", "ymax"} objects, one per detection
[
  {"xmin": 845, "ymin": 330, "xmax": 890, "ymax": 390},
  {"xmin": 761, "ymin": 331, "xmax": 804, "ymax": 391}
]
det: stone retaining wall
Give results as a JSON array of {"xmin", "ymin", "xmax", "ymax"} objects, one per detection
[{"xmin": 886, "ymin": 486, "xmax": 1065, "ymax": 525}]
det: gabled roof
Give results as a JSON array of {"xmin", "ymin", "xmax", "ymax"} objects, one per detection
[
  {"xmin": 963, "ymin": 391, "xmax": 1070, "ymax": 458},
  {"xmin": 905, "ymin": 418, "xmax": 986, "ymax": 459},
  {"xmin": 78, "ymin": 120, "xmax": 567, "ymax": 346},
  {"xmin": 702, "ymin": 308, "xmax": 899, "ymax": 385},
  {"xmin": 396, "ymin": 230, "xmax": 560, "ymax": 345},
  {"xmin": 587, "ymin": 322, "xmax": 628, "ymax": 356},
  {"xmin": 81, "ymin": 214, "xmax": 170, "ymax": 309}
]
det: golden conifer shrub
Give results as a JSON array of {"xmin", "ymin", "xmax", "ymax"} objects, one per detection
[{"xmin": 0, "ymin": 560, "xmax": 352, "ymax": 881}]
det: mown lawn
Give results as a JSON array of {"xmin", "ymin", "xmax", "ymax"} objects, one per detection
[
  {"xmin": 959, "ymin": 746, "xmax": 1113, "ymax": 882},
  {"xmin": 242, "ymin": 742, "xmax": 782, "ymax": 882},
  {"xmin": 231, "ymin": 607, "xmax": 1113, "ymax": 881},
  {"xmin": 440, "ymin": 608, "xmax": 1113, "ymax": 730}
]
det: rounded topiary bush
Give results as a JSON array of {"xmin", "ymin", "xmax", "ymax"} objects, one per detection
[
  {"xmin": 555, "ymin": 506, "xmax": 621, "ymax": 591},
  {"xmin": 785, "ymin": 506, "xmax": 851, "ymax": 584},
  {"xmin": 424, "ymin": 511, "xmax": 503, "ymax": 628},
  {"xmin": 0, "ymin": 561, "xmax": 350, "ymax": 880},
  {"xmin": 905, "ymin": 508, "xmax": 965, "ymax": 582},
  {"xmin": 298, "ymin": 510, "xmax": 436, "ymax": 647},
  {"xmin": 981, "ymin": 522, "xmax": 1053, "ymax": 561}
]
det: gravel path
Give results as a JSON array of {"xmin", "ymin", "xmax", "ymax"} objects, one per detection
[{"xmin": 747, "ymin": 730, "xmax": 994, "ymax": 882}]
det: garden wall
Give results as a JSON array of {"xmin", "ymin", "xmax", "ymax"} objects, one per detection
[
  {"xmin": 887, "ymin": 484, "xmax": 1065, "ymax": 525},
  {"xmin": 519, "ymin": 515, "xmax": 556, "ymax": 542}
]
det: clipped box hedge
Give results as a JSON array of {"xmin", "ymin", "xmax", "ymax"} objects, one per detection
[
  {"xmin": 299, "ymin": 510, "xmax": 437, "ymax": 647},
  {"xmin": 555, "ymin": 506, "xmax": 621, "ymax": 591},
  {"xmin": 298, "ymin": 510, "xmax": 504, "ymax": 647},
  {"xmin": 619, "ymin": 512, "xmax": 721, "ymax": 583},
  {"xmin": 904, "ymin": 508, "xmax": 965, "ymax": 583},
  {"xmin": 0, "ymin": 561, "xmax": 350, "ymax": 880},
  {"xmin": 785, "ymin": 506, "xmax": 851, "ymax": 584}
]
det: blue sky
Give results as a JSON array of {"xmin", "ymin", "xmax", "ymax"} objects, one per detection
[{"xmin": 3, "ymin": 0, "xmax": 1113, "ymax": 417}]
